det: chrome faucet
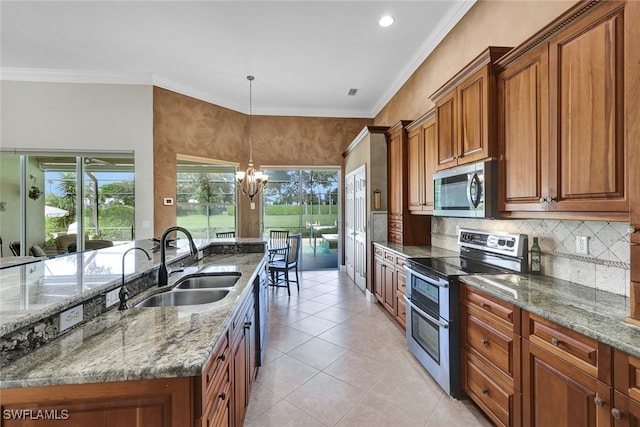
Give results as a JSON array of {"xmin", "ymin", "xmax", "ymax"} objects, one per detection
[
  {"xmin": 118, "ymin": 247, "xmax": 152, "ymax": 310},
  {"xmin": 158, "ymin": 226, "xmax": 198, "ymax": 287}
]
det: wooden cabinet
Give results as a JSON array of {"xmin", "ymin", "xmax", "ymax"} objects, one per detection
[
  {"xmin": 373, "ymin": 244, "xmax": 408, "ymax": 325},
  {"xmin": 461, "ymin": 284, "xmax": 521, "ymax": 427},
  {"xmin": 497, "ymin": 0, "xmax": 629, "ymax": 218},
  {"xmin": 386, "ymin": 121, "xmax": 431, "ymax": 245},
  {"xmin": 612, "ymin": 350, "xmax": 640, "ymax": 425},
  {"xmin": 0, "ymin": 377, "xmax": 193, "ymax": 427},
  {"xmin": 522, "ymin": 311, "xmax": 613, "ymax": 427},
  {"xmin": 629, "ymin": 0, "xmax": 640, "ymax": 321},
  {"xmin": 198, "ymin": 332, "xmax": 231, "ymax": 427},
  {"xmin": 406, "ymin": 110, "xmax": 436, "ymax": 215},
  {"xmin": 430, "ymin": 47, "xmax": 511, "ymax": 171},
  {"xmin": 231, "ymin": 293, "xmax": 256, "ymax": 427}
]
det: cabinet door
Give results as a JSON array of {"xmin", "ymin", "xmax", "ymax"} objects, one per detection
[
  {"xmin": 435, "ymin": 90, "xmax": 457, "ymax": 170},
  {"xmin": 373, "ymin": 255, "xmax": 384, "ymax": 302},
  {"xmin": 523, "ymin": 340, "xmax": 612, "ymax": 427},
  {"xmin": 383, "ymin": 261, "xmax": 395, "ymax": 315},
  {"xmin": 548, "ymin": 2, "xmax": 626, "ymax": 212},
  {"xmin": 387, "ymin": 130, "xmax": 403, "ymax": 218},
  {"xmin": 499, "ymin": 45, "xmax": 549, "ymax": 212},
  {"xmin": 613, "ymin": 391, "xmax": 640, "ymax": 427},
  {"xmin": 407, "ymin": 127, "xmax": 424, "ymax": 211},
  {"xmin": 458, "ymin": 68, "xmax": 492, "ymax": 166},
  {"xmin": 422, "ymin": 118, "xmax": 436, "ymax": 211}
]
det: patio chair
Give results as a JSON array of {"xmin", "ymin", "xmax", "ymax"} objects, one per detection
[{"xmin": 268, "ymin": 233, "xmax": 301, "ymax": 296}]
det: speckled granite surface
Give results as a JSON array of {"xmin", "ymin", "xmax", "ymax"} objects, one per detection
[
  {"xmin": 372, "ymin": 241, "xmax": 459, "ymax": 258},
  {"xmin": 460, "ymin": 273, "xmax": 639, "ymax": 358},
  {"xmin": 0, "ymin": 252, "xmax": 265, "ymax": 389}
]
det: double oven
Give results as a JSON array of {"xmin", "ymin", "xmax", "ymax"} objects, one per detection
[{"xmin": 404, "ymin": 229, "xmax": 528, "ymax": 398}]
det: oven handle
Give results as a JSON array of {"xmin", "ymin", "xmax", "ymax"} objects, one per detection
[
  {"xmin": 404, "ymin": 266, "xmax": 449, "ymax": 288},
  {"xmin": 404, "ymin": 295, "xmax": 449, "ymax": 329}
]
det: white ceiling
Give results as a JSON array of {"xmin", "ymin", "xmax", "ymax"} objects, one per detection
[{"xmin": 1, "ymin": 1, "xmax": 475, "ymax": 118}]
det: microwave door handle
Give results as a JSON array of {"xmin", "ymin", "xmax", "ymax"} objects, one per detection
[
  {"xmin": 404, "ymin": 296, "xmax": 449, "ymax": 329},
  {"xmin": 467, "ymin": 173, "xmax": 482, "ymax": 208}
]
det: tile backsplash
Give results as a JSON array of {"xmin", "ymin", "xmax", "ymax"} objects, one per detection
[{"xmin": 431, "ymin": 217, "xmax": 631, "ymax": 297}]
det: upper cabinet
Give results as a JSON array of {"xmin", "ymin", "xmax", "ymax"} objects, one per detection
[
  {"xmin": 386, "ymin": 121, "xmax": 431, "ymax": 245},
  {"xmin": 497, "ymin": 0, "xmax": 628, "ymax": 218},
  {"xmin": 430, "ymin": 47, "xmax": 512, "ymax": 171},
  {"xmin": 406, "ymin": 110, "xmax": 436, "ymax": 215}
]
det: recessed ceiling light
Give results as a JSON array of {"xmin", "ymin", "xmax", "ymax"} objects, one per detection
[{"xmin": 379, "ymin": 15, "xmax": 395, "ymax": 28}]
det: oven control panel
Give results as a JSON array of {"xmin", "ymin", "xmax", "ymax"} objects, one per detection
[{"xmin": 458, "ymin": 229, "xmax": 527, "ymax": 258}]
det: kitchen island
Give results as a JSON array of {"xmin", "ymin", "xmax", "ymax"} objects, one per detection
[{"xmin": 0, "ymin": 239, "xmax": 268, "ymax": 426}]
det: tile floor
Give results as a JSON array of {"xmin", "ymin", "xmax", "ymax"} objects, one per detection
[{"xmin": 244, "ymin": 269, "xmax": 493, "ymax": 426}]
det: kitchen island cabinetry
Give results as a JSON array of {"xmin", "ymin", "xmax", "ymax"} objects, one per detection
[
  {"xmin": 497, "ymin": 0, "xmax": 628, "ymax": 218},
  {"xmin": 231, "ymin": 292, "xmax": 256, "ymax": 427},
  {"xmin": 612, "ymin": 350, "xmax": 640, "ymax": 425},
  {"xmin": 373, "ymin": 245, "xmax": 395, "ymax": 316},
  {"xmin": 406, "ymin": 110, "xmax": 436, "ymax": 215},
  {"xmin": 430, "ymin": 47, "xmax": 510, "ymax": 171}
]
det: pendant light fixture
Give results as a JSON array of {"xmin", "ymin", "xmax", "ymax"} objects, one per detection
[{"xmin": 236, "ymin": 75, "xmax": 268, "ymax": 205}]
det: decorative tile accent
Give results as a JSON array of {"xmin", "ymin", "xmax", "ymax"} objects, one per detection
[{"xmin": 432, "ymin": 217, "xmax": 631, "ymax": 296}]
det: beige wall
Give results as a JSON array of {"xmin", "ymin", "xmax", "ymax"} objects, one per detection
[
  {"xmin": 374, "ymin": 0, "xmax": 579, "ymax": 125},
  {"xmin": 153, "ymin": 87, "xmax": 371, "ymax": 237}
]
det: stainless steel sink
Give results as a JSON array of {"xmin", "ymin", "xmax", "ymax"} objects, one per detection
[
  {"xmin": 135, "ymin": 289, "xmax": 229, "ymax": 308},
  {"xmin": 173, "ymin": 272, "xmax": 241, "ymax": 290}
]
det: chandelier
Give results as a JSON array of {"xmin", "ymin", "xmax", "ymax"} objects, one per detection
[{"xmin": 236, "ymin": 75, "xmax": 268, "ymax": 204}]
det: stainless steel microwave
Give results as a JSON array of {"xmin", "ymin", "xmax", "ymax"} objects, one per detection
[{"xmin": 433, "ymin": 159, "xmax": 497, "ymax": 218}]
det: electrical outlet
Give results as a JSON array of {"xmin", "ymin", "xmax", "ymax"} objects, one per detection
[
  {"xmin": 576, "ymin": 236, "xmax": 589, "ymax": 255},
  {"xmin": 106, "ymin": 288, "xmax": 120, "ymax": 308},
  {"xmin": 59, "ymin": 305, "xmax": 83, "ymax": 332}
]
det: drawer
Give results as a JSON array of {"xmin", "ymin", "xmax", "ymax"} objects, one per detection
[
  {"xmin": 388, "ymin": 230, "xmax": 403, "ymax": 245},
  {"xmin": 464, "ymin": 309, "xmax": 520, "ymax": 381},
  {"xmin": 202, "ymin": 375, "xmax": 230, "ymax": 427},
  {"xmin": 395, "ymin": 255, "xmax": 407, "ymax": 270},
  {"xmin": 614, "ymin": 350, "xmax": 640, "ymax": 401},
  {"xmin": 389, "ymin": 219, "xmax": 403, "ymax": 232},
  {"xmin": 524, "ymin": 312, "xmax": 611, "ymax": 383},
  {"xmin": 462, "ymin": 349, "xmax": 518, "ymax": 427},
  {"xmin": 202, "ymin": 332, "xmax": 230, "ymax": 399},
  {"xmin": 461, "ymin": 284, "xmax": 520, "ymax": 334},
  {"xmin": 374, "ymin": 245, "xmax": 384, "ymax": 257},
  {"xmin": 383, "ymin": 250, "xmax": 395, "ymax": 263}
]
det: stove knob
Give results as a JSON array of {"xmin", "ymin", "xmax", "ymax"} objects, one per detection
[
  {"xmin": 498, "ymin": 239, "xmax": 505, "ymax": 247},
  {"xmin": 507, "ymin": 240, "xmax": 515, "ymax": 247}
]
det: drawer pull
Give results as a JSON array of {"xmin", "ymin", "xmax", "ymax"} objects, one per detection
[
  {"xmin": 611, "ymin": 408, "xmax": 622, "ymax": 419},
  {"xmin": 219, "ymin": 392, "xmax": 227, "ymax": 401},
  {"xmin": 481, "ymin": 387, "xmax": 488, "ymax": 395},
  {"xmin": 481, "ymin": 339, "xmax": 489, "ymax": 346},
  {"xmin": 480, "ymin": 302, "xmax": 489, "ymax": 310},
  {"xmin": 217, "ymin": 353, "xmax": 226, "ymax": 362},
  {"xmin": 551, "ymin": 337, "xmax": 560, "ymax": 346},
  {"xmin": 594, "ymin": 397, "xmax": 605, "ymax": 407},
  {"xmin": 244, "ymin": 321, "xmax": 252, "ymax": 329}
]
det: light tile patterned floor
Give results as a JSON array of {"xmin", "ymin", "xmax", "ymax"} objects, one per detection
[{"xmin": 244, "ymin": 270, "xmax": 493, "ymax": 427}]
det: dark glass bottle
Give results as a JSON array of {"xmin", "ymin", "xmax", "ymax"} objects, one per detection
[{"xmin": 530, "ymin": 237, "xmax": 541, "ymax": 274}]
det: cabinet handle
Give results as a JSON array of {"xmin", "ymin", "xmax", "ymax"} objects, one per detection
[
  {"xmin": 546, "ymin": 197, "xmax": 556, "ymax": 203},
  {"xmin": 481, "ymin": 387, "xmax": 488, "ymax": 395},
  {"xmin": 219, "ymin": 391, "xmax": 227, "ymax": 401},
  {"xmin": 217, "ymin": 353, "xmax": 226, "ymax": 362},
  {"xmin": 594, "ymin": 397, "xmax": 605, "ymax": 407},
  {"xmin": 629, "ymin": 226, "xmax": 638, "ymax": 234},
  {"xmin": 479, "ymin": 302, "xmax": 489, "ymax": 310},
  {"xmin": 539, "ymin": 197, "xmax": 546, "ymax": 204},
  {"xmin": 244, "ymin": 321, "xmax": 252, "ymax": 329},
  {"xmin": 611, "ymin": 408, "xmax": 622, "ymax": 419},
  {"xmin": 551, "ymin": 337, "xmax": 560, "ymax": 346},
  {"xmin": 481, "ymin": 339, "xmax": 489, "ymax": 346}
]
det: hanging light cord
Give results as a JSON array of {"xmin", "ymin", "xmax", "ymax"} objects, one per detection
[{"xmin": 247, "ymin": 75, "xmax": 254, "ymax": 164}]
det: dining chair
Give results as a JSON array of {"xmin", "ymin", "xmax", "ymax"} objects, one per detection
[
  {"xmin": 268, "ymin": 230, "xmax": 289, "ymax": 261},
  {"xmin": 268, "ymin": 233, "xmax": 301, "ymax": 296},
  {"xmin": 9, "ymin": 241, "xmax": 20, "ymax": 256},
  {"xmin": 216, "ymin": 231, "xmax": 235, "ymax": 238}
]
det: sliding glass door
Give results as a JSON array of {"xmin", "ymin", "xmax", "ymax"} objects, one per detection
[{"xmin": 262, "ymin": 168, "xmax": 339, "ymax": 270}]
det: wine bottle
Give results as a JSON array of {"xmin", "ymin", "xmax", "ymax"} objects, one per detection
[{"xmin": 530, "ymin": 237, "xmax": 541, "ymax": 274}]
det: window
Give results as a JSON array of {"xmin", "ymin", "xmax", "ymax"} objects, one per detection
[
  {"xmin": 176, "ymin": 157, "xmax": 237, "ymax": 239},
  {"xmin": 0, "ymin": 151, "xmax": 135, "ymax": 257}
]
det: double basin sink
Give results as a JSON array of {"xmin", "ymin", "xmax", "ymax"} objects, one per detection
[{"xmin": 135, "ymin": 272, "xmax": 241, "ymax": 308}]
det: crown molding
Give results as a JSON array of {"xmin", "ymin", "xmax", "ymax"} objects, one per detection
[
  {"xmin": 370, "ymin": 0, "xmax": 477, "ymax": 117},
  {"xmin": 0, "ymin": 67, "xmax": 152, "ymax": 85}
]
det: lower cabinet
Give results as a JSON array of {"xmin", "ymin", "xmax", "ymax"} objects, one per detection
[
  {"xmin": 231, "ymin": 294, "xmax": 256, "ymax": 427},
  {"xmin": 0, "ymin": 377, "xmax": 194, "ymax": 427},
  {"xmin": 373, "ymin": 244, "xmax": 407, "ymax": 326}
]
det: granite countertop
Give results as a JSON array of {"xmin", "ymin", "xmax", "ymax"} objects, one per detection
[
  {"xmin": 0, "ymin": 251, "xmax": 266, "ymax": 389},
  {"xmin": 372, "ymin": 241, "xmax": 459, "ymax": 258},
  {"xmin": 460, "ymin": 273, "xmax": 639, "ymax": 358}
]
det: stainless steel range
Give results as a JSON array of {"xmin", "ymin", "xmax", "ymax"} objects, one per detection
[{"xmin": 404, "ymin": 229, "xmax": 528, "ymax": 398}]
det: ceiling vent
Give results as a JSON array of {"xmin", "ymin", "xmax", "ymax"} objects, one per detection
[{"xmin": 347, "ymin": 88, "xmax": 358, "ymax": 96}]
